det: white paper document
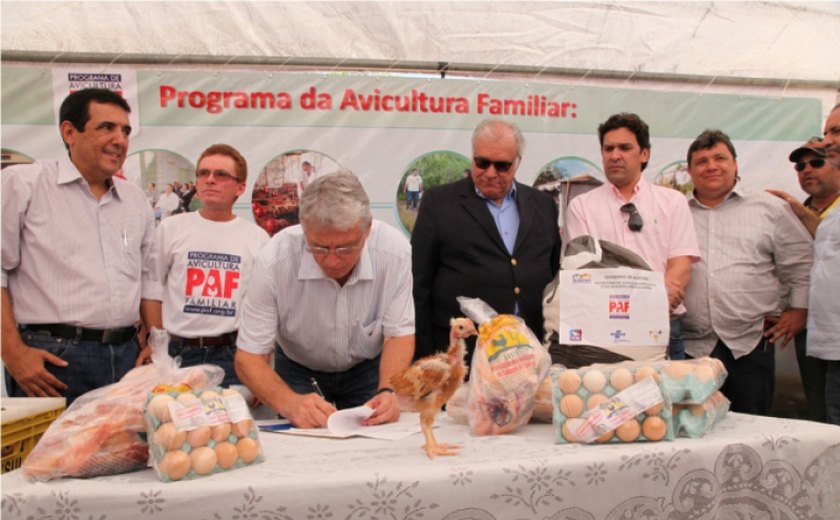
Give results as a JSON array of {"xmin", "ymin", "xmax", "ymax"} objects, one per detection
[{"xmin": 267, "ymin": 406, "xmax": 425, "ymax": 440}]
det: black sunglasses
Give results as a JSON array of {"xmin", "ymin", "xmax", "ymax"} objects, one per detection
[
  {"xmin": 620, "ymin": 203, "xmax": 644, "ymax": 232},
  {"xmin": 473, "ymin": 156, "xmax": 517, "ymax": 173},
  {"xmin": 794, "ymin": 158, "xmax": 826, "ymax": 172}
]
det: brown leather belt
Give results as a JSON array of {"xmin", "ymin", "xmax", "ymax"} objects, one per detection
[
  {"xmin": 21, "ymin": 323, "xmax": 138, "ymax": 344},
  {"xmin": 170, "ymin": 332, "xmax": 237, "ymax": 348}
]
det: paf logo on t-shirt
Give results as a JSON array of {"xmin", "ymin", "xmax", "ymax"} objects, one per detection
[{"xmin": 183, "ymin": 251, "xmax": 242, "ymax": 317}]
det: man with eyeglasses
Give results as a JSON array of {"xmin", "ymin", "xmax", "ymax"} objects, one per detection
[
  {"xmin": 144, "ymin": 144, "xmax": 268, "ymax": 386},
  {"xmin": 1, "ymin": 88, "xmax": 161, "ymax": 404},
  {"xmin": 682, "ymin": 129, "xmax": 813, "ymax": 416},
  {"xmin": 565, "ymin": 113, "xmax": 700, "ymax": 360},
  {"xmin": 411, "ymin": 119, "xmax": 560, "ymax": 362},
  {"xmin": 235, "ymin": 172, "xmax": 414, "ymax": 428}
]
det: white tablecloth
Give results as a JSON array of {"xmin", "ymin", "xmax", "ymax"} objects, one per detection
[{"xmin": 2, "ymin": 412, "xmax": 839, "ymax": 520}]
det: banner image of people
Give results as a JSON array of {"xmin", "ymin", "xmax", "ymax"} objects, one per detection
[
  {"xmin": 396, "ymin": 151, "xmax": 469, "ymax": 234},
  {"xmin": 123, "ymin": 150, "xmax": 196, "ymax": 223},
  {"xmin": 252, "ymin": 149, "xmax": 342, "ymax": 236}
]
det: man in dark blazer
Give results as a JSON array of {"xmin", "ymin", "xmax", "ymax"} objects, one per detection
[{"xmin": 411, "ymin": 119, "xmax": 561, "ymax": 360}]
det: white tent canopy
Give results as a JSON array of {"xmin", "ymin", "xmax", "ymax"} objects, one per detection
[{"xmin": 2, "ymin": 1, "xmax": 840, "ymax": 90}]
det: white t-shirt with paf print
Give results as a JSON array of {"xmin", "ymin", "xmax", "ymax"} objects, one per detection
[{"xmin": 156, "ymin": 212, "xmax": 269, "ymax": 337}]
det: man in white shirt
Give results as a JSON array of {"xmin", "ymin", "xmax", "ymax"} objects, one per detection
[
  {"xmin": 1, "ymin": 88, "xmax": 161, "ymax": 404},
  {"xmin": 235, "ymin": 172, "xmax": 414, "ymax": 428},
  {"xmin": 403, "ymin": 168, "xmax": 423, "ymax": 210},
  {"xmin": 682, "ymin": 129, "xmax": 812, "ymax": 415},
  {"xmin": 146, "ymin": 144, "xmax": 269, "ymax": 386}
]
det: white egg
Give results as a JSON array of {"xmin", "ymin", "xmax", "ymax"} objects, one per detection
[{"xmin": 582, "ymin": 370, "xmax": 607, "ymax": 393}]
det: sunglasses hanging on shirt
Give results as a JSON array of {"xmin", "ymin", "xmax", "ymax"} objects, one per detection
[{"xmin": 620, "ymin": 203, "xmax": 644, "ymax": 232}]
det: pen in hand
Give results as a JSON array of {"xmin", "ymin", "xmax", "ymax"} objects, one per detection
[{"xmin": 310, "ymin": 377, "xmax": 326, "ymax": 399}]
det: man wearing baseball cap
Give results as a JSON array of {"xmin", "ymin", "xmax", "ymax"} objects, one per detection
[
  {"xmin": 769, "ymin": 138, "xmax": 840, "ymax": 238},
  {"xmin": 767, "ymin": 138, "xmax": 839, "ymax": 422}
]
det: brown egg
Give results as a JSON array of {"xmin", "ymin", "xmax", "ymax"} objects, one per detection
[
  {"xmin": 189, "ymin": 446, "xmax": 218, "ymax": 475},
  {"xmin": 556, "ymin": 370, "xmax": 582, "ymax": 394},
  {"xmin": 561, "ymin": 421, "xmax": 579, "ymax": 443},
  {"xmin": 177, "ymin": 392, "xmax": 200, "ymax": 406},
  {"xmin": 559, "ymin": 394, "xmax": 584, "ymax": 418},
  {"xmin": 595, "ymin": 429, "xmax": 614, "ymax": 443},
  {"xmin": 609, "ymin": 369, "xmax": 634, "ymax": 391},
  {"xmin": 232, "ymin": 419, "xmax": 253, "ymax": 438},
  {"xmin": 582, "ymin": 370, "xmax": 607, "ymax": 393},
  {"xmin": 214, "ymin": 441, "xmax": 238, "ymax": 469},
  {"xmin": 159, "ymin": 450, "xmax": 191, "ymax": 481},
  {"xmin": 220, "ymin": 388, "xmax": 241, "ymax": 398},
  {"xmin": 642, "ymin": 416, "xmax": 667, "ymax": 441},
  {"xmin": 199, "ymin": 390, "xmax": 220, "ymax": 403},
  {"xmin": 147, "ymin": 394, "xmax": 175, "ymax": 423},
  {"xmin": 688, "ymin": 403, "xmax": 707, "ymax": 417},
  {"xmin": 211, "ymin": 422, "xmax": 232, "ymax": 443},
  {"xmin": 587, "ymin": 393, "xmax": 609, "ymax": 410},
  {"xmin": 155, "ymin": 422, "xmax": 187, "ymax": 451},
  {"xmin": 644, "ymin": 402, "xmax": 664, "ymax": 416},
  {"xmin": 663, "ymin": 362, "xmax": 692, "ymax": 380},
  {"xmin": 236, "ymin": 437, "xmax": 260, "ymax": 464},
  {"xmin": 187, "ymin": 426, "xmax": 211, "ymax": 448},
  {"xmin": 693, "ymin": 365, "xmax": 715, "ymax": 383},
  {"xmin": 634, "ymin": 366, "xmax": 660, "ymax": 384},
  {"xmin": 616, "ymin": 419, "xmax": 641, "ymax": 442}
]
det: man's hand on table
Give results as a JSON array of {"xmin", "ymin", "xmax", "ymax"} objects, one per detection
[{"xmin": 362, "ymin": 390, "xmax": 400, "ymax": 426}]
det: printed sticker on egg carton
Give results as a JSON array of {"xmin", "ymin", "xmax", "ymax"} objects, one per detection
[
  {"xmin": 550, "ymin": 365, "xmax": 674, "ymax": 444},
  {"xmin": 144, "ymin": 386, "xmax": 264, "ymax": 482},
  {"xmin": 590, "ymin": 357, "xmax": 727, "ymax": 404}
]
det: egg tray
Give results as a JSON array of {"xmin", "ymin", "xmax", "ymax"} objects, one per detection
[
  {"xmin": 550, "ymin": 365, "xmax": 675, "ymax": 444},
  {"xmin": 143, "ymin": 387, "xmax": 265, "ymax": 483},
  {"xmin": 673, "ymin": 391, "xmax": 730, "ymax": 438},
  {"xmin": 590, "ymin": 358, "xmax": 727, "ymax": 405}
]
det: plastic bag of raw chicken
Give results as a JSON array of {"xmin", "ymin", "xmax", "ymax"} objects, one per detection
[
  {"xmin": 22, "ymin": 328, "xmax": 224, "ymax": 481},
  {"xmin": 458, "ymin": 297, "xmax": 551, "ymax": 435}
]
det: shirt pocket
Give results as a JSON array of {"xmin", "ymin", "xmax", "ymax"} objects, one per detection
[{"xmin": 351, "ymin": 317, "xmax": 383, "ymax": 357}]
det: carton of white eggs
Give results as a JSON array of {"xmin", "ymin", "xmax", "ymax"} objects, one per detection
[
  {"xmin": 551, "ymin": 365, "xmax": 675, "ymax": 444},
  {"xmin": 672, "ymin": 391, "xmax": 730, "ymax": 438},
  {"xmin": 144, "ymin": 387, "xmax": 264, "ymax": 482}
]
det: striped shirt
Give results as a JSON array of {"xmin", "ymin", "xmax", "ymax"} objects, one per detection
[
  {"xmin": 1, "ymin": 157, "xmax": 160, "ymax": 328},
  {"xmin": 237, "ymin": 220, "xmax": 414, "ymax": 372},
  {"xmin": 682, "ymin": 186, "xmax": 812, "ymax": 358},
  {"xmin": 807, "ymin": 204, "xmax": 840, "ymax": 360}
]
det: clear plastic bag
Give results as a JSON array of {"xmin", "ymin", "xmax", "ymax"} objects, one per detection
[
  {"xmin": 459, "ymin": 297, "xmax": 551, "ymax": 436},
  {"xmin": 22, "ymin": 329, "xmax": 224, "ymax": 481},
  {"xmin": 145, "ymin": 386, "xmax": 264, "ymax": 482}
]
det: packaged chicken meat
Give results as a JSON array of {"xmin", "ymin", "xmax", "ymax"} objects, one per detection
[
  {"xmin": 458, "ymin": 297, "xmax": 551, "ymax": 436},
  {"xmin": 22, "ymin": 329, "xmax": 224, "ymax": 481}
]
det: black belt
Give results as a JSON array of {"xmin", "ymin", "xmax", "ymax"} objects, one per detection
[
  {"xmin": 170, "ymin": 332, "xmax": 237, "ymax": 348},
  {"xmin": 21, "ymin": 323, "xmax": 138, "ymax": 344}
]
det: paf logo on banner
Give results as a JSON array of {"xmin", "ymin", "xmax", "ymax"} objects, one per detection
[{"xmin": 608, "ymin": 294, "xmax": 630, "ymax": 319}]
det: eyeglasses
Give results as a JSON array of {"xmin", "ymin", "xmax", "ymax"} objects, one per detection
[
  {"xmin": 196, "ymin": 169, "xmax": 240, "ymax": 182},
  {"xmin": 473, "ymin": 156, "xmax": 517, "ymax": 173},
  {"xmin": 306, "ymin": 243, "xmax": 364, "ymax": 257},
  {"xmin": 620, "ymin": 203, "xmax": 644, "ymax": 232},
  {"xmin": 794, "ymin": 158, "xmax": 826, "ymax": 172}
]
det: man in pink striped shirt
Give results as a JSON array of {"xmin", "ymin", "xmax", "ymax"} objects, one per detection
[{"xmin": 565, "ymin": 113, "xmax": 700, "ymax": 359}]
